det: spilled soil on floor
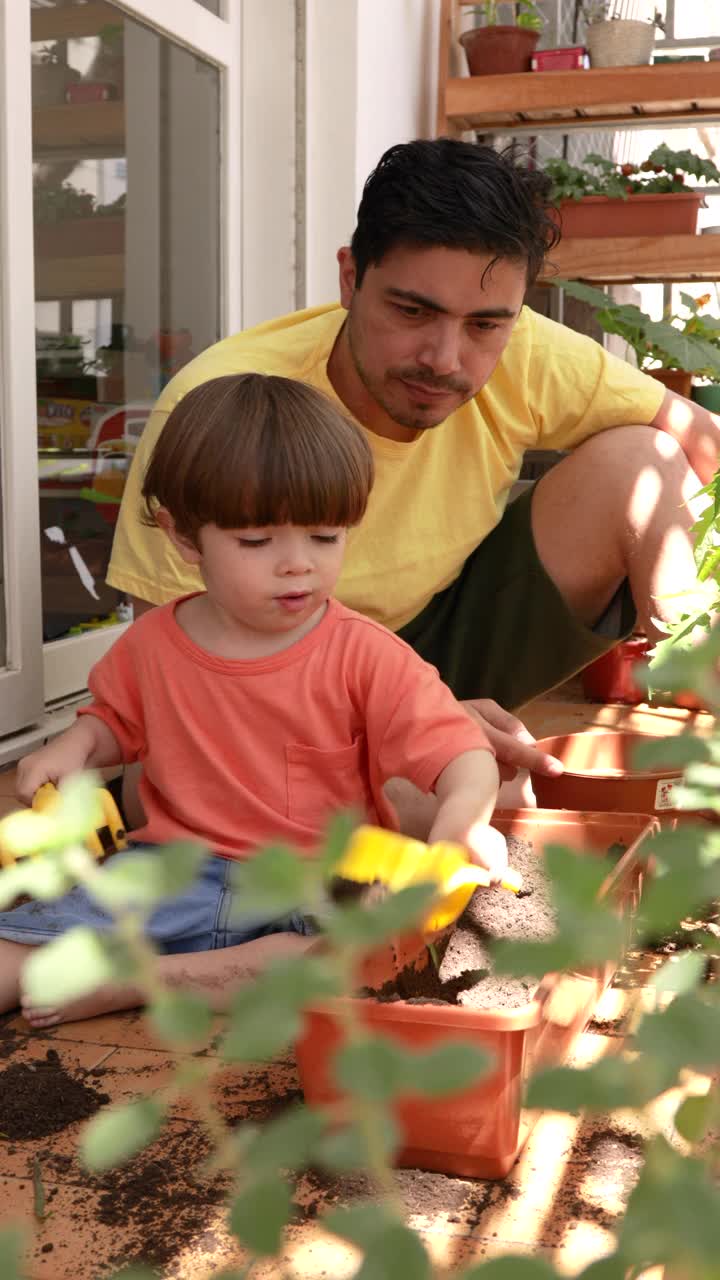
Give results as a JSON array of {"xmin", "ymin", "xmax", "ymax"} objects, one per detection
[{"xmin": 0, "ymin": 1047, "xmax": 109, "ymax": 1140}]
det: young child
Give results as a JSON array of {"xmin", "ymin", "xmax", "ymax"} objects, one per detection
[{"xmin": 4, "ymin": 373, "xmax": 502, "ymax": 1026}]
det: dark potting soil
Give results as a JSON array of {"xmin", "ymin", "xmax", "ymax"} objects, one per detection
[
  {"xmin": 366, "ymin": 835, "xmax": 557, "ymax": 1010},
  {"xmin": 41, "ymin": 1122, "xmax": 230, "ymax": 1275},
  {"xmin": 328, "ymin": 876, "xmax": 389, "ymax": 907},
  {"xmin": 0, "ymin": 1048, "xmax": 110, "ymax": 1140},
  {"xmin": 614, "ymin": 897, "xmax": 720, "ymax": 989},
  {"xmin": 24, "ymin": 1056, "xmax": 304, "ymax": 1277}
]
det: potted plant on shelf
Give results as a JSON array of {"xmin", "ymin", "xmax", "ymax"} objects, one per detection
[
  {"xmin": 582, "ymin": 1, "xmax": 664, "ymax": 68},
  {"xmin": 553, "ymin": 280, "xmax": 720, "ymax": 398},
  {"xmin": 33, "ymin": 182, "xmax": 125, "ymax": 259},
  {"xmin": 459, "ymin": 1, "xmax": 544, "ymax": 77},
  {"xmin": 544, "ymin": 143, "xmax": 720, "ymax": 238},
  {"xmin": 31, "ymin": 42, "xmax": 81, "ymax": 107}
]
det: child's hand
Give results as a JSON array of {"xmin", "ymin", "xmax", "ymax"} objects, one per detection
[
  {"xmin": 464, "ymin": 822, "xmax": 508, "ymax": 883},
  {"xmin": 15, "ymin": 717, "xmax": 118, "ymax": 807},
  {"xmin": 16, "ymin": 745, "xmax": 82, "ymax": 807}
]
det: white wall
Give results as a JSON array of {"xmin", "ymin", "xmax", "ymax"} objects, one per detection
[
  {"xmin": 303, "ymin": 0, "xmax": 440, "ymax": 306},
  {"xmin": 240, "ymin": 0, "xmax": 297, "ymax": 327},
  {"xmin": 304, "ymin": 0, "xmax": 359, "ymax": 310},
  {"xmin": 355, "ymin": 0, "xmax": 439, "ymax": 199}
]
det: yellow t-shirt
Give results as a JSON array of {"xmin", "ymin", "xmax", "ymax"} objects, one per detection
[{"xmin": 107, "ymin": 303, "xmax": 665, "ymax": 632}]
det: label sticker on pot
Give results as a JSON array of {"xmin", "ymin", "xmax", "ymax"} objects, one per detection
[{"xmin": 655, "ymin": 778, "xmax": 678, "ymax": 810}]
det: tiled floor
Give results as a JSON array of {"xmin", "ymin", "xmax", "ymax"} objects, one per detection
[{"xmin": 0, "ymin": 691, "xmax": 713, "ymax": 1279}]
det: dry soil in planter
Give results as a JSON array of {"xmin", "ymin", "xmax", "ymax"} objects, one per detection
[{"xmin": 366, "ymin": 835, "xmax": 557, "ymax": 1009}]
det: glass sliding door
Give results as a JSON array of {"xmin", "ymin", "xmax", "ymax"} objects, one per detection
[
  {"xmin": 29, "ymin": 0, "xmax": 230, "ymax": 701},
  {"xmin": 3, "ymin": 0, "xmax": 298, "ymax": 736}
]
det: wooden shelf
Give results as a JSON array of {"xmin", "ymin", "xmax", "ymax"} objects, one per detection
[
  {"xmin": 540, "ymin": 235, "xmax": 720, "ymax": 284},
  {"xmin": 441, "ymin": 62, "xmax": 720, "ymax": 134},
  {"xmin": 35, "ymin": 255, "xmax": 124, "ymax": 301},
  {"xmin": 31, "ymin": 2, "xmax": 119, "ymax": 43},
  {"xmin": 33, "ymin": 101, "xmax": 124, "ymax": 157}
]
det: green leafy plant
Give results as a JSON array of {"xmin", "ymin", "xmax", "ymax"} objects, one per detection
[
  {"xmin": 544, "ymin": 144, "xmax": 720, "ymax": 204},
  {"xmin": 582, "ymin": 2, "xmax": 665, "ymax": 29},
  {"xmin": 32, "ymin": 42, "xmax": 65, "ymax": 67},
  {"xmin": 1, "ymin": 736, "xmax": 720, "ymax": 1278},
  {"xmin": 552, "ymin": 279, "xmax": 720, "ymax": 380},
  {"xmin": 470, "ymin": 1, "xmax": 544, "ymax": 32},
  {"xmin": 33, "ymin": 182, "xmax": 95, "ymax": 225}
]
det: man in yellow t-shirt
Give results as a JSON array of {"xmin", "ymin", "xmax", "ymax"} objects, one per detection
[{"xmin": 108, "ymin": 138, "xmax": 719, "ymax": 782}]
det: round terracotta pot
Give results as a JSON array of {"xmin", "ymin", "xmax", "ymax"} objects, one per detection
[
  {"xmin": 581, "ymin": 638, "xmax": 651, "ymax": 705},
  {"xmin": 531, "ymin": 731, "xmax": 686, "ymax": 820},
  {"xmin": 649, "ymin": 368, "xmax": 693, "ymax": 398},
  {"xmin": 459, "ymin": 26, "xmax": 540, "ymax": 77}
]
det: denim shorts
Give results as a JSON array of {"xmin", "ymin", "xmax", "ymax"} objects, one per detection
[
  {"xmin": 0, "ymin": 846, "xmax": 314, "ymax": 954},
  {"xmin": 397, "ymin": 483, "xmax": 635, "ymax": 710}
]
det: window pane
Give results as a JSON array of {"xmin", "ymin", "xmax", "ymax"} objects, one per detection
[{"xmin": 31, "ymin": 2, "xmax": 221, "ymax": 641}]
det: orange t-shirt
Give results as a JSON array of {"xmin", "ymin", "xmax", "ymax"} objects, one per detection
[{"xmin": 79, "ymin": 597, "xmax": 492, "ymax": 858}]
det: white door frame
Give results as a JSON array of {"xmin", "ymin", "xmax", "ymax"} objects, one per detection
[{"xmin": 0, "ymin": 0, "xmax": 44, "ymax": 735}]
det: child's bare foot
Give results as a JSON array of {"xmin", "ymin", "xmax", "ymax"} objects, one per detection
[{"xmin": 20, "ymin": 983, "xmax": 142, "ymax": 1028}]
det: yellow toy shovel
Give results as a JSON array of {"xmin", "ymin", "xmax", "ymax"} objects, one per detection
[
  {"xmin": 335, "ymin": 825, "xmax": 523, "ymax": 934},
  {"xmin": 0, "ymin": 782, "xmax": 128, "ymax": 867},
  {"xmin": 32, "ymin": 782, "xmax": 128, "ymax": 860}
]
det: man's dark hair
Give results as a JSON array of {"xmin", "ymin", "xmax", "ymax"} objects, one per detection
[{"xmin": 350, "ymin": 138, "xmax": 560, "ymax": 287}]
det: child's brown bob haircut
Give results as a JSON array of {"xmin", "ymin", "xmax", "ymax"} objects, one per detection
[{"xmin": 141, "ymin": 372, "xmax": 374, "ymax": 543}]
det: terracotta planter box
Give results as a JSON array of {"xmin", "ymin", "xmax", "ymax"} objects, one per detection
[
  {"xmin": 581, "ymin": 638, "xmax": 652, "ymax": 705},
  {"xmin": 34, "ymin": 216, "xmax": 124, "ymax": 260},
  {"xmin": 532, "ymin": 731, "xmax": 707, "ymax": 822},
  {"xmin": 558, "ymin": 191, "xmax": 703, "ymax": 239},
  {"xmin": 649, "ymin": 367, "xmax": 694, "ymax": 398},
  {"xmin": 296, "ymin": 808, "xmax": 652, "ymax": 1180}
]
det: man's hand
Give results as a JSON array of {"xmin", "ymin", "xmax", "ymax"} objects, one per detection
[{"xmin": 462, "ymin": 698, "xmax": 564, "ymax": 780}]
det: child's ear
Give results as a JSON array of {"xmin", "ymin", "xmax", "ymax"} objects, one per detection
[{"xmin": 154, "ymin": 508, "xmax": 202, "ymax": 565}]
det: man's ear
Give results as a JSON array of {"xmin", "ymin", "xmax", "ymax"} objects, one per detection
[
  {"xmin": 154, "ymin": 508, "xmax": 202, "ymax": 565},
  {"xmin": 337, "ymin": 246, "xmax": 357, "ymax": 309}
]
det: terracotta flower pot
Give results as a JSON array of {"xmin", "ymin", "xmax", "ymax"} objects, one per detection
[
  {"xmin": 581, "ymin": 638, "xmax": 652, "ymax": 705},
  {"xmin": 531, "ymin": 731, "xmax": 703, "ymax": 821},
  {"xmin": 459, "ymin": 26, "xmax": 540, "ymax": 77},
  {"xmin": 557, "ymin": 191, "xmax": 703, "ymax": 239},
  {"xmin": 296, "ymin": 808, "xmax": 652, "ymax": 1179},
  {"xmin": 649, "ymin": 368, "xmax": 694, "ymax": 398}
]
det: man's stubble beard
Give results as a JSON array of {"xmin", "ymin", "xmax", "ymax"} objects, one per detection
[{"xmin": 346, "ymin": 311, "xmax": 463, "ymax": 433}]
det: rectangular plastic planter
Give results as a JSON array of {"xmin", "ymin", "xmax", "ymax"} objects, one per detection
[
  {"xmin": 296, "ymin": 808, "xmax": 654, "ymax": 1180},
  {"xmin": 531, "ymin": 47, "xmax": 586, "ymax": 71},
  {"xmin": 558, "ymin": 191, "xmax": 703, "ymax": 238}
]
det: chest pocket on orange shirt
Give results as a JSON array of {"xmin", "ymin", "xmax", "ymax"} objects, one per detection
[{"xmin": 286, "ymin": 737, "xmax": 372, "ymax": 828}]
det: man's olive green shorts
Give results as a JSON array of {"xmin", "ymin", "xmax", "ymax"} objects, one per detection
[{"xmin": 397, "ymin": 484, "xmax": 636, "ymax": 712}]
